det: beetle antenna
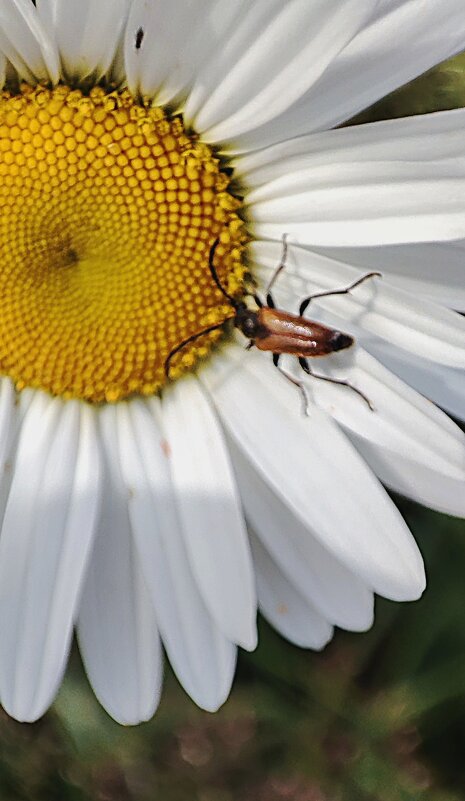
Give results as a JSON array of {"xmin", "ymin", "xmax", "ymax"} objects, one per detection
[
  {"xmin": 208, "ymin": 238, "xmax": 239, "ymax": 308},
  {"xmin": 164, "ymin": 319, "xmax": 234, "ymax": 379}
]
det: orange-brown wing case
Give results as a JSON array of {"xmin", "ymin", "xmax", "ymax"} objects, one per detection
[{"xmin": 254, "ymin": 308, "xmax": 339, "ymax": 357}]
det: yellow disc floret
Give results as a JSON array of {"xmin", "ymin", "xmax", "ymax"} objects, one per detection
[{"xmin": 0, "ymin": 84, "xmax": 246, "ymax": 402}]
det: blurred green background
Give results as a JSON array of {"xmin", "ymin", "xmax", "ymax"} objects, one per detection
[{"xmin": 2, "ymin": 54, "xmax": 465, "ymax": 801}]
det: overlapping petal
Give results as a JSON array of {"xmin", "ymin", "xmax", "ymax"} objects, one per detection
[
  {"xmin": 160, "ymin": 378, "xmax": 257, "ymax": 650},
  {"xmin": 239, "ymin": 109, "xmax": 465, "ymax": 184},
  {"xmin": 201, "ymin": 347, "xmax": 425, "ymax": 602},
  {"xmin": 308, "ymin": 0, "xmax": 465, "ymax": 133},
  {"xmin": 313, "ymin": 241, "xmax": 465, "ymax": 311},
  {"xmin": 365, "ymin": 339, "xmax": 465, "ymax": 423},
  {"xmin": 245, "ymin": 115, "xmax": 465, "ymax": 247},
  {"xmin": 276, "ymin": 346, "xmax": 465, "ymax": 517},
  {"xmin": 184, "ymin": 0, "xmax": 377, "ymax": 143},
  {"xmin": 251, "ymin": 163, "xmax": 465, "ymax": 247},
  {"xmin": 77, "ymin": 405, "xmax": 162, "ymax": 725},
  {"xmin": 124, "ymin": 0, "xmax": 240, "ymax": 105},
  {"xmin": 115, "ymin": 397, "xmax": 237, "ymax": 712},
  {"xmin": 229, "ymin": 438, "xmax": 374, "ymax": 632},
  {"xmin": 232, "ymin": 0, "xmax": 465, "ymax": 150},
  {"xmin": 250, "ymin": 533, "xmax": 334, "ymax": 650},
  {"xmin": 0, "ymin": 394, "xmax": 101, "ymax": 722},
  {"xmin": 0, "ymin": 0, "xmax": 59, "ymax": 84},
  {"xmin": 36, "ymin": 0, "xmax": 130, "ymax": 82},
  {"xmin": 0, "ymin": 379, "xmax": 16, "ymax": 517}
]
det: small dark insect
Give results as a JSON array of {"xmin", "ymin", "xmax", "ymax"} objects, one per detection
[
  {"xmin": 135, "ymin": 27, "xmax": 144, "ymax": 50},
  {"xmin": 165, "ymin": 237, "xmax": 380, "ymax": 413}
]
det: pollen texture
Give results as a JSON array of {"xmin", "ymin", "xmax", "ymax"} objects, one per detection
[{"xmin": 0, "ymin": 84, "xmax": 246, "ymax": 402}]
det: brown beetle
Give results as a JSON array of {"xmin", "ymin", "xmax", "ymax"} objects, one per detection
[{"xmin": 165, "ymin": 236, "xmax": 380, "ymax": 412}]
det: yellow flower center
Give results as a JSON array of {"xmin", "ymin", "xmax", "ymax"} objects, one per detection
[{"xmin": 0, "ymin": 84, "xmax": 246, "ymax": 403}]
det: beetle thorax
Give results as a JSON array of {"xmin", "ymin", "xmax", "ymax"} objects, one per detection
[{"xmin": 234, "ymin": 304, "xmax": 263, "ymax": 339}]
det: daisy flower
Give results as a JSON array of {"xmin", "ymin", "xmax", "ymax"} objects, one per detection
[{"xmin": 0, "ymin": 0, "xmax": 464, "ymax": 725}]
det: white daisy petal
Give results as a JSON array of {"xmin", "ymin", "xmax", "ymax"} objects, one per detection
[
  {"xmin": 0, "ymin": 392, "xmax": 60, "ymax": 720},
  {"xmin": 365, "ymin": 338, "xmax": 465, "ymax": 424},
  {"xmin": 232, "ymin": 0, "xmax": 465, "ymax": 149},
  {"xmin": 305, "ymin": 0, "xmax": 465, "ymax": 133},
  {"xmin": 312, "ymin": 240, "xmax": 465, "ymax": 311},
  {"xmin": 77, "ymin": 405, "xmax": 162, "ymax": 726},
  {"xmin": 185, "ymin": 0, "xmax": 376, "ymax": 143},
  {"xmin": 249, "ymin": 160, "xmax": 465, "ymax": 248},
  {"xmin": 0, "ymin": 394, "xmax": 101, "ymax": 722},
  {"xmin": 202, "ymin": 346, "xmax": 425, "ymax": 602},
  {"xmin": 0, "ymin": 378, "xmax": 16, "ymax": 476},
  {"xmin": 268, "ymin": 345, "xmax": 465, "ymax": 518},
  {"xmin": 244, "ymin": 110, "xmax": 465, "ymax": 247},
  {"xmin": 251, "ymin": 241, "xmax": 465, "ymax": 369},
  {"xmin": 349, "ymin": 433, "xmax": 465, "ymax": 520},
  {"xmin": 36, "ymin": 0, "xmax": 130, "ymax": 82},
  {"xmin": 238, "ymin": 109, "xmax": 465, "ymax": 187},
  {"xmin": 160, "ymin": 377, "xmax": 256, "ymax": 650},
  {"xmin": 0, "ymin": 385, "xmax": 38, "ymax": 523},
  {"xmin": 0, "ymin": 49, "xmax": 6, "ymax": 87},
  {"xmin": 124, "ymin": 0, "xmax": 225, "ymax": 105},
  {"xmin": 108, "ymin": 33, "xmax": 126, "ymax": 87},
  {"xmin": 250, "ymin": 532, "xmax": 334, "ymax": 650},
  {"xmin": 116, "ymin": 397, "xmax": 236, "ymax": 712},
  {"xmin": 0, "ymin": 0, "xmax": 59, "ymax": 83},
  {"xmin": 228, "ymin": 436, "xmax": 374, "ymax": 633}
]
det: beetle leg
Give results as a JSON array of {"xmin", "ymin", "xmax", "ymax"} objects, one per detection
[
  {"xmin": 273, "ymin": 353, "xmax": 310, "ymax": 416},
  {"xmin": 264, "ymin": 233, "xmax": 289, "ymax": 297},
  {"xmin": 252, "ymin": 293, "xmax": 264, "ymax": 308},
  {"xmin": 298, "ymin": 357, "xmax": 374, "ymax": 411},
  {"xmin": 299, "ymin": 297, "xmax": 311, "ymax": 316},
  {"xmin": 299, "ymin": 271, "xmax": 381, "ymax": 316},
  {"xmin": 245, "ymin": 340, "xmax": 255, "ymax": 350},
  {"xmin": 266, "ymin": 291, "xmax": 275, "ymax": 309}
]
